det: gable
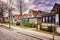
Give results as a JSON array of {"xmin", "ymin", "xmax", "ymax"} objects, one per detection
[
  {"xmin": 32, "ymin": 10, "xmax": 38, "ymax": 17},
  {"xmin": 51, "ymin": 3, "xmax": 60, "ymax": 13},
  {"xmin": 36, "ymin": 11, "xmax": 42, "ymax": 17}
]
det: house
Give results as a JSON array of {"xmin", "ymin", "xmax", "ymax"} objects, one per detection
[
  {"xmin": 41, "ymin": 3, "xmax": 60, "ymax": 25},
  {"xmin": 28, "ymin": 9, "xmax": 47, "ymax": 25},
  {"xmin": 51, "ymin": 3, "xmax": 60, "ymax": 25},
  {"xmin": 12, "ymin": 14, "xmax": 20, "ymax": 23},
  {"xmin": 22, "ymin": 14, "xmax": 29, "ymax": 25},
  {"xmin": 12, "ymin": 13, "xmax": 29, "ymax": 25},
  {"xmin": 41, "ymin": 3, "xmax": 60, "ymax": 33}
]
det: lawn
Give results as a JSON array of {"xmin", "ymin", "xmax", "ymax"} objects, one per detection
[
  {"xmin": 1, "ymin": 22, "xmax": 60, "ymax": 36},
  {"xmin": 33, "ymin": 29, "xmax": 60, "ymax": 36}
]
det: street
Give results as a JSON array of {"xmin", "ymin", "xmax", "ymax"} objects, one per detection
[
  {"xmin": 0, "ymin": 23, "xmax": 60, "ymax": 40},
  {"xmin": 0, "ymin": 27, "xmax": 41, "ymax": 40}
]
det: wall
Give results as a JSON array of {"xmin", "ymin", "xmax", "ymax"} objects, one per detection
[
  {"xmin": 55, "ymin": 14, "xmax": 59, "ymax": 25},
  {"xmin": 37, "ymin": 17, "xmax": 42, "ymax": 25},
  {"xmin": 29, "ymin": 18, "xmax": 37, "ymax": 24}
]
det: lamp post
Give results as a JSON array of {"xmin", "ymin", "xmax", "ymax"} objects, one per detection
[{"xmin": 51, "ymin": 11, "xmax": 55, "ymax": 40}]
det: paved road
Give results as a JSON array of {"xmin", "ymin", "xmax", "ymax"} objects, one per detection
[
  {"xmin": 0, "ymin": 27, "xmax": 41, "ymax": 40},
  {"xmin": 0, "ymin": 23, "xmax": 60, "ymax": 40}
]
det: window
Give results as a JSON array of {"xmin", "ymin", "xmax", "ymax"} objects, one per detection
[
  {"xmin": 43, "ymin": 17, "xmax": 46, "ymax": 23},
  {"xmin": 46, "ymin": 17, "xmax": 48, "ymax": 23},
  {"xmin": 0, "ymin": 19, "xmax": 1, "ymax": 21},
  {"xmin": 49, "ymin": 16, "xmax": 52, "ymax": 23}
]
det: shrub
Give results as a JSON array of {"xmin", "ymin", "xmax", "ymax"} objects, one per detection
[
  {"xmin": 41, "ymin": 28, "xmax": 47, "ymax": 31},
  {"xmin": 34, "ymin": 24, "xmax": 38, "ymax": 28},
  {"xmin": 16, "ymin": 22, "xmax": 20, "ymax": 26},
  {"xmin": 31, "ymin": 23, "xmax": 38, "ymax": 28},
  {"xmin": 36, "ymin": 25, "xmax": 42, "ymax": 30},
  {"xmin": 47, "ymin": 26, "xmax": 53, "ymax": 32},
  {"xmin": 24, "ymin": 22, "xmax": 38, "ymax": 28},
  {"xmin": 24, "ymin": 22, "xmax": 31, "ymax": 27}
]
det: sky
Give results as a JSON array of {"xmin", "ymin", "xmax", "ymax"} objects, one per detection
[
  {"xmin": 1, "ymin": 0, "xmax": 60, "ymax": 13},
  {"xmin": 21, "ymin": 0, "xmax": 60, "ymax": 13}
]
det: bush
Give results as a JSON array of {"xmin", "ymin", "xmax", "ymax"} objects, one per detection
[
  {"xmin": 34, "ymin": 24, "xmax": 38, "ymax": 28},
  {"xmin": 31, "ymin": 23, "xmax": 38, "ymax": 28},
  {"xmin": 24, "ymin": 22, "xmax": 31, "ymax": 27},
  {"xmin": 47, "ymin": 26, "xmax": 53, "ymax": 32},
  {"xmin": 41, "ymin": 28, "xmax": 47, "ymax": 31},
  {"xmin": 24, "ymin": 22, "xmax": 38, "ymax": 28},
  {"xmin": 16, "ymin": 22, "xmax": 20, "ymax": 26},
  {"xmin": 36, "ymin": 25, "xmax": 42, "ymax": 30}
]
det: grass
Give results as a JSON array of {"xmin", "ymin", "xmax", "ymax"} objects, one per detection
[
  {"xmin": 1, "ymin": 22, "xmax": 60, "ymax": 36},
  {"xmin": 17, "ymin": 26, "xmax": 31, "ymax": 29},
  {"xmin": 0, "ymin": 25, "xmax": 9, "ymax": 29},
  {"xmin": 55, "ymin": 32, "xmax": 60, "ymax": 36},
  {"xmin": 33, "ymin": 29, "xmax": 60, "ymax": 36},
  {"xmin": 1, "ymin": 22, "xmax": 30, "ymax": 28},
  {"xmin": 34, "ymin": 29, "xmax": 52, "ymax": 34}
]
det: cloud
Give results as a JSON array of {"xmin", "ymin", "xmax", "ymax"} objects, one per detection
[
  {"xmin": 1, "ymin": 0, "xmax": 8, "ymax": 3},
  {"xmin": 2, "ymin": 0, "xmax": 60, "ymax": 13},
  {"xmin": 23, "ymin": 0, "xmax": 30, "ymax": 3},
  {"xmin": 32, "ymin": 0, "xmax": 60, "ymax": 12}
]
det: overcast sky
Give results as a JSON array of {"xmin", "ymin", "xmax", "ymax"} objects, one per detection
[{"xmin": 1, "ymin": 0, "xmax": 60, "ymax": 13}]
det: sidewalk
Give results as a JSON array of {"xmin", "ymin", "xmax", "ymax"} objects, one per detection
[{"xmin": 0, "ymin": 23, "xmax": 60, "ymax": 40}]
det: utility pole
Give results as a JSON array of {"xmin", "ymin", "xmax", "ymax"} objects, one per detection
[
  {"xmin": 52, "ymin": 16, "xmax": 55, "ymax": 40},
  {"xmin": 20, "ymin": 0, "xmax": 22, "ymax": 26}
]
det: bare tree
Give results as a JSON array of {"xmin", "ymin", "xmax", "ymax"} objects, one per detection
[
  {"xmin": 16, "ymin": 0, "xmax": 23, "ymax": 26},
  {"xmin": 0, "ymin": 0, "xmax": 4, "ymax": 22},
  {"xmin": 7, "ymin": 0, "xmax": 12, "ymax": 28}
]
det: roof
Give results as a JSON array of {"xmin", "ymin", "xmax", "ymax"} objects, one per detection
[
  {"xmin": 22, "ymin": 14, "xmax": 28, "ymax": 18},
  {"xmin": 51, "ymin": 3, "xmax": 60, "ymax": 13},
  {"xmin": 29, "ymin": 10, "xmax": 48, "ymax": 17}
]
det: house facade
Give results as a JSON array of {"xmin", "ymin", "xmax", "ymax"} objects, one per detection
[
  {"xmin": 51, "ymin": 3, "xmax": 60, "ymax": 25},
  {"xmin": 42, "ymin": 3, "xmax": 60, "ymax": 26},
  {"xmin": 28, "ymin": 9, "xmax": 47, "ymax": 25}
]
